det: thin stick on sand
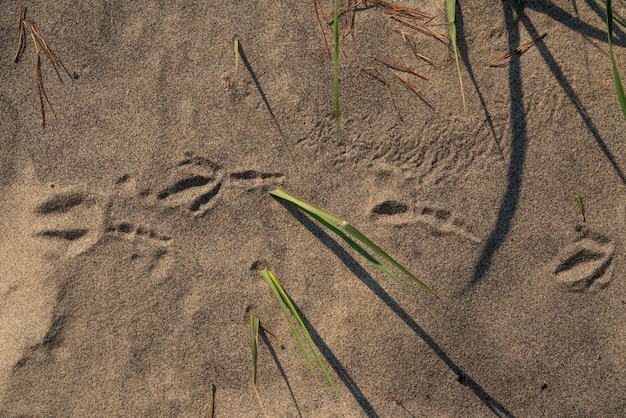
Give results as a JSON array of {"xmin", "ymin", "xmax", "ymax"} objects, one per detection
[
  {"xmin": 28, "ymin": 24, "xmax": 57, "ymax": 128},
  {"xmin": 207, "ymin": 383, "xmax": 216, "ymax": 418},
  {"xmin": 369, "ymin": 54, "xmax": 428, "ymax": 80},
  {"xmin": 395, "ymin": 29, "xmax": 433, "ymax": 64},
  {"xmin": 388, "ymin": 14, "xmax": 448, "ymax": 44},
  {"xmin": 389, "ymin": 70, "xmax": 422, "ymax": 94},
  {"xmin": 313, "ymin": 0, "xmax": 331, "ymax": 60},
  {"xmin": 360, "ymin": 66, "xmax": 401, "ymax": 120},
  {"xmin": 488, "ymin": 33, "xmax": 547, "ymax": 67}
]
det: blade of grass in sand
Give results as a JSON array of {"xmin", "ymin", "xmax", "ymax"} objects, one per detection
[
  {"xmin": 260, "ymin": 268, "xmax": 341, "ymax": 400},
  {"xmin": 268, "ymin": 187, "xmax": 439, "ymax": 305},
  {"xmin": 606, "ymin": 0, "xmax": 626, "ymax": 118},
  {"xmin": 249, "ymin": 312, "xmax": 260, "ymax": 385},
  {"xmin": 574, "ymin": 195, "xmax": 586, "ymax": 223},
  {"xmin": 234, "ymin": 37, "xmax": 240, "ymax": 76},
  {"xmin": 446, "ymin": 0, "xmax": 466, "ymax": 112}
]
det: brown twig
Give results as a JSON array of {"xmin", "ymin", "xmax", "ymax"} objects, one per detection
[
  {"xmin": 313, "ymin": 0, "xmax": 331, "ymax": 60},
  {"xmin": 360, "ymin": 66, "xmax": 401, "ymax": 120},
  {"xmin": 369, "ymin": 54, "xmax": 428, "ymax": 80},
  {"xmin": 244, "ymin": 313, "xmax": 282, "ymax": 345},
  {"xmin": 390, "ymin": 71, "xmax": 422, "ymax": 94},
  {"xmin": 29, "ymin": 24, "xmax": 75, "ymax": 81},
  {"xmin": 389, "ymin": 15, "xmax": 448, "ymax": 44},
  {"xmin": 15, "ymin": 5, "xmax": 75, "ymax": 128},
  {"xmin": 27, "ymin": 23, "xmax": 58, "ymax": 128},
  {"xmin": 207, "ymin": 383, "xmax": 216, "ymax": 418},
  {"xmin": 341, "ymin": 0, "xmax": 357, "ymax": 42},
  {"xmin": 395, "ymin": 29, "xmax": 433, "ymax": 64},
  {"xmin": 365, "ymin": 0, "xmax": 430, "ymax": 17},
  {"xmin": 488, "ymin": 33, "xmax": 547, "ymax": 67}
]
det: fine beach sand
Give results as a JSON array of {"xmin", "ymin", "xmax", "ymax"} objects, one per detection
[{"xmin": 2, "ymin": 1, "xmax": 626, "ymax": 416}]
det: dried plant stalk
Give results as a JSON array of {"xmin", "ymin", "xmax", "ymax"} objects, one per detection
[
  {"xmin": 369, "ymin": 55, "xmax": 428, "ymax": 80},
  {"xmin": 390, "ymin": 71, "xmax": 422, "ymax": 94},
  {"xmin": 361, "ymin": 66, "xmax": 401, "ymax": 120},
  {"xmin": 488, "ymin": 33, "xmax": 547, "ymax": 67}
]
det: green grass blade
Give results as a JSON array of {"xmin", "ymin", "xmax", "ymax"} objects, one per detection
[
  {"xmin": 343, "ymin": 224, "xmax": 439, "ymax": 298},
  {"xmin": 333, "ymin": 0, "xmax": 340, "ymax": 135},
  {"xmin": 607, "ymin": 0, "xmax": 626, "ymax": 118},
  {"xmin": 260, "ymin": 268, "xmax": 342, "ymax": 399},
  {"xmin": 260, "ymin": 268, "xmax": 316, "ymax": 378},
  {"xmin": 263, "ymin": 268, "xmax": 342, "ymax": 400},
  {"xmin": 249, "ymin": 312, "xmax": 260, "ymax": 385},
  {"xmin": 269, "ymin": 187, "xmax": 345, "ymax": 226},
  {"xmin": 446, "ymin": 0, "xmax": 466, "ymax": 112},
  {"xmin": 268, "ymin": 187, "xmax": 438, "ymax": 302},
  {"xmin": 574, "ymin": 195, "xmax": 586, "ymax": 223}
]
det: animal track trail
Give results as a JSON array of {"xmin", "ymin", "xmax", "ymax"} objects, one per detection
[
  {"xmin": 155, "ymin": 155, "xmax": 224, "ymax": 216},
  {"xmin": 151, "ymin": 153, "xmax": 285, "ymax": 216},
  {"xmin": 543, "ymin": 229, "xmax": 615, "ymax": 292},
  {"xmin": 370, "ymin": 199, "xmax": 481, "ymax": 243},
  {"xmin": 0, "ymin": 161, "xmax": 106, "ymax": 398},
  {"xmin": 4, "ymin": 158, "xmax": 107, "ymax": 261},
  {"xmin": 30, "ymin": 189, "xmax": 105, "ymax": 258},
  {"xmin": 103, "ymin": 175, "xmax": 174, "ymax": 252}
]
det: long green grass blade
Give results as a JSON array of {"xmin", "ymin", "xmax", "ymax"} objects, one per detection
[
  {"xmin": 446, "ymin": 0, "xmax": 466, "ymax": 112},
  {"xmin": 268, "ymin": 187, "xmax": 438, "ymax": 302},
  {"xmin": 607, "ymin": 0, "xmax": 626, "ymax": 118},
  {"xmin": 260, "ymin": 268, "xmax": 316, "ymax": 377},
  {"xmin": 249, "ymin": 312, "xmax": 260, "ymax": 385},
  {"xmin": 260, "ymin": 268, "xmax": 341, "ymax": 399}
]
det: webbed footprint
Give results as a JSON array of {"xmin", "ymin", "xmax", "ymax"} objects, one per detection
[
  {"xmin": 155, "ymin": 154, "xmax": 224, "ymax": 216},
  {"xmin": 370, "ymin": 199, "xmax": 480, "ymax": 243},
  {"xmin": 0, "ymin": 160, "xmax": 105, "ymax": 398},
  {"xmin": 30, "ymin": 188, "xmax": 104, "ymax": 258},
  {"xmin": 544, "ymin": 231, "xmax": 615, "ymax": 292}
]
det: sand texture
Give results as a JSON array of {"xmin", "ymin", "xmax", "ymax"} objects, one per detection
[{"xmin": 2, "ymin": 0, "xmax": 626, "ymax": 416}]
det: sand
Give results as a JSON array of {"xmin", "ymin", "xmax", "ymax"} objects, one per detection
[{"xmin": 1, "ymin": 0, "xmax": 626, "ymax": 416}]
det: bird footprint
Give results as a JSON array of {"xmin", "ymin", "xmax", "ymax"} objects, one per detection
[{"xmin": 544, "ymin": 230, "xmax": 615, "ymax": 292}]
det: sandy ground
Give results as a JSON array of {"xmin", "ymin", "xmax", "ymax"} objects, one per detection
[{"xmin": 2, "ymin": 0, "xmax": 626, "ymax": 416}]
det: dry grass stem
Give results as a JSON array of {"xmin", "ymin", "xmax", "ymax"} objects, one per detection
[
  {"xmin": 390, "ymin": 71, "xmax": 422, "ymax": 94},
  {"xmin": 245, "ymin": 312, "xmax": 282, "ymax": 345},
  {"xmin": 488, "ymin": 33, "xmax": 547, "ymax": 67},
  {"xmin": 363, "ymin": 0, "xmax": 446, "ymax": 43},
  {"xmin": 369, "ymin": 55, "xmax": 428, "ymax": 80},
  {"xmin": 15, "ymin": 5, "xmax": 75, "ymax": 128},
  {"xmin": 396, "ymin": 30, "xmax": 433, "ymax": 64},
  {"xmin": 389, "ymin": 15, "xmax": 448, "ymax": 43},
  {"xmin": 207, "ymin": 383, "xmax": 216, "ymax": 418},
  {"xmin": 340, "ymin": 0, "xmax": 357, "ymax": 41},
  {"xmin": 313, "ymin": 0, "xmax": 331, "ymax": 60},
  {"xmin": 360, "ymin": 66, "xmax": 401, "ymax": 120},
  {"xmin": 365, "ymin": 0, "xmax": 431, "ymax": 18},
  {"xmin": 28, "ymin": 24, "xmax": 57, "ymax": 128}
]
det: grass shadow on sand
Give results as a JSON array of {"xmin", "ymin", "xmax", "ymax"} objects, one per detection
[
  {"xmin": 259, "ymin": 329, "xmax": 303, "ymax": 418},
  {"xmin": 278, "ymin": 200, "xmax": 516, "ymax": 417},
  {"xmin": 468, "ymin": 1, "xmax": 626, "ymax": 289}
]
